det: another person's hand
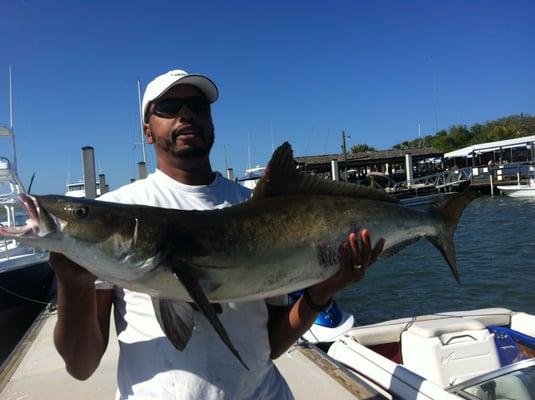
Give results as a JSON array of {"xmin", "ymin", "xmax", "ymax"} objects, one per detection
[
  {"xmin": 306, "ymin": 229, "xmax": 385, "ymax": 306},
  {"xmin": 49, "ymin": 252, "xmax": 96, "ymax": 290}
]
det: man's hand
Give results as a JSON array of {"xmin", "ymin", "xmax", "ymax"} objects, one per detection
[
  {"xmin": 307, "ymin": 229, "xmax": 385, "ymax": 305},
  {"xmin": 267, "ymin": 229, "xmax": 385, "ymax": 358}
]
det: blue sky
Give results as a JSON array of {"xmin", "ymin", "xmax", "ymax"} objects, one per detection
[{"xmin": 0, "ymin": 0, "xmax": 534, "ymax": 194}]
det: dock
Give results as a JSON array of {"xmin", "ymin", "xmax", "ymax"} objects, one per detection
[
  {"xmin": 0, "ymin": 308, "xmax": 386, "ymax": 399},
  {"xmin": 0, "ymin": 308, "xmax": 118, "ymax": 399}
]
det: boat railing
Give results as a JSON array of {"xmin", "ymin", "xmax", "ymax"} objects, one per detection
[
  {"xmin": 386, "ymin": 167, "xmax": 472, "ymax": 193},
  {"xmin": 468, "ymin": 161, "xmax": 535, "ymax": 186}
]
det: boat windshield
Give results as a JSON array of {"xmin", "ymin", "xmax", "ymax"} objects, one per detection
[{"xmin": 450, "ymin": 359, "xmax": 535, "ymax": 399}]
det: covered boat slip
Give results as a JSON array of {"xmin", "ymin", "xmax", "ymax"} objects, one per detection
[{"xmin": 0, "ymin": 308, "xmax": 384, "ymax": 399}]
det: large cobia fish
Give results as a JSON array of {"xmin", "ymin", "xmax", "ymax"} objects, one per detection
[{"xmin": 0, "ymin": 142, "xmax": 477, "ymax": 368}]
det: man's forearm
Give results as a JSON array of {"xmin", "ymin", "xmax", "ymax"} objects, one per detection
[
  {"xmin": 53, "ymin": 282, "xmax": 109, "ymax": 380},
  {"xmin": 267, "ymin": 295, "xmax": 324, "ymax": 359}
]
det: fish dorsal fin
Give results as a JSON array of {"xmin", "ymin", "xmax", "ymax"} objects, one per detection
[{"xmin": 252, "ymin": 142, "xmax": 399, "ymax": 203}]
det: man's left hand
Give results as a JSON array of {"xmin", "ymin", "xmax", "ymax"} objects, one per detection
[{"xmin": 306, "ymin": 229, "xmax": 385, "ymax": 306}]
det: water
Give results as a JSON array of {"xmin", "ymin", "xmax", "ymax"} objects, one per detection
[
  {"xmin": 337, "ymin": 195, "xmax": 535, "ymax": 325},
  {"xmin": 0, "ymin": 304, "xmax": 44, "ymax": 364}
]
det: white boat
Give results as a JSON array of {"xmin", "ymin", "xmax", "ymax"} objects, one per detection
[
  {"xmin": 497, "ymin": 178, "xmax": 535, "ymax": 198},
  {"xmin": 238, "ymin": 166, "xmax": 265, "ymax": 190},
  {"xmin": 399, "ymin": 192, "xmax": 456, "ymax": 207},
  {"xmin": 0, "ymin": 157, "xmax": 49, "ymax": 271},
  {"xmin": 0, "ymin": 71, "xmax": 54, "ymax": 318},
  {"xmin": 282, "ymin": 307, "xmax": 535, "ymax": 399},
  {"xmin": 65, "ymin": 179, "xmax": 102, "ymax": 197},
  {"xmin": 0, "ymin": 157, "xmax": 53, "ymax": 319}
]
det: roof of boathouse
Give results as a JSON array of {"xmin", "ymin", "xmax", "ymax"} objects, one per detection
[{"xmin": 294, "ymin": 147, "xmax": 443, "ymax": 169}]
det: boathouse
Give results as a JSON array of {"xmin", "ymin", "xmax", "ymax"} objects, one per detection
[
  {"xmin": 443, "ymin": 135, "xmax": 535, "ymax": 191},
  {"xmin": 294, "ymin": 147, "xmax": 443, "ymax": 184},
  {"xmin": 444, "ymin": 135, "xmax": 535, "ymax": 167}
]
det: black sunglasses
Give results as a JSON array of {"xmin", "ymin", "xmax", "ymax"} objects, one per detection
[{"xmin": 149, "ymin": 97, "xmax": 210, "ymax": 120}]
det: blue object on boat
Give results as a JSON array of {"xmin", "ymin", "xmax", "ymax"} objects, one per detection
[
  {"xmin": 288, "ymin": 291, "xmax": 343, "ymax": 328},
  {"xmin": 314, "ymin": 300, "xmax": 343, "ymax": 327},
  {"xmin": 488, "ymin": 325, "xmax": 535, "ymax": 366}
]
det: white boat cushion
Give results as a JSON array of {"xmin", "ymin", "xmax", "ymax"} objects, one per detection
[
  {"xmin": 406, "ymin": 318, "xmax": 486, "ymax": 338},
  {"xmin": 348, "ymin": 308, "xmax": 512, "ymax": 346}
]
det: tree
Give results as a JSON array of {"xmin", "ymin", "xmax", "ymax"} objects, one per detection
[
  {"xmin": 392, "ymin": 114, "xmax": 535, "ymax": 152},
  {"xmin": 350, "ymin": 143, "xmax": 377, "ymax": 153}
]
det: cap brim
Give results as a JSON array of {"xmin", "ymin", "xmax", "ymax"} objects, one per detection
[{"xmin": 155, "ymin": 74, "xmax": 219, "ymax": 104}]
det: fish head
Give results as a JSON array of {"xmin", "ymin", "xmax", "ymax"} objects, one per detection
[
  {"xmin": 25, "ymin": 194, "xmax": 132, "ymax": 243},
  {"xmin": 0, "ymin": 194, "xmax": 163, "ymax": 282}
]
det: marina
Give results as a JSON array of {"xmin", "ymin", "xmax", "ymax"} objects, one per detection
[
  {"xmin": 1, "ymin": 128, "xmax": 535, "ymax": 398},
  {"xmin": 1, "ymin": 3, "xmax": 534, "ymax": 399},
  {"xmin": 1, "ymin": 194, "xmax": 535, "ymax": 398}
]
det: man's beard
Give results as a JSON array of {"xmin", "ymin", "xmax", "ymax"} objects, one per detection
[{"xmin": 158, "ymin": 129, "xmax": 214, "ymax": 159}]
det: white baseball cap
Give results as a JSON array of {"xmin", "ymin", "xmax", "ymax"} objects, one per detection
[{"xmin": 142, "ymin": 69, "xmax": 219, "ymax": 122}]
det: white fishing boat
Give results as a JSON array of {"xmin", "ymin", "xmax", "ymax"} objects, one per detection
[
  {"xmin": 0, "ymin": 156, "xmax": 53, "ymax": 319},
  {"xmin": 497, "ymin": 178, "xmax": 535, "ymax": 198},
  {"xmin": 0, "ymin": 70, "xmax": 54, "ymax": 319},
  {"xmin": 65, "ymin": 179, "xmax": 102, "ymax": 197},
  {"xmin": 282, "ymin": 307, "xmax": 535, "ymax": 399},
  {"xmin": 238, "ymin": 165, "xmax": 266, "ymax": 190}
]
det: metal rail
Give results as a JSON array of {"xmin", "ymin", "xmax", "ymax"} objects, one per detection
[{"xmin": 386, "ymin": 167, "xmax": 472, "ymax": 193}]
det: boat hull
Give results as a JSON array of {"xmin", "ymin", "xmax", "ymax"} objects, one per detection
[
  {"xmin": 497, "ymin": 186, "xmax": 535, "ymax": 197},
  {"xmin": 0, "ymin": 262, "xmax": 55, "ymax": 322}
]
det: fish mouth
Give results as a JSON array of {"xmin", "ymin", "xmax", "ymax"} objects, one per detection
[{"xmin": 0, "ymin": 194, "xmax": 58, "ymax": 239}]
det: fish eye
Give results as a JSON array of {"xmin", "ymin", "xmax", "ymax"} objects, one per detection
[{"xmin": 73, "ymin": 207, "xmax": 89, "ymax": 219}]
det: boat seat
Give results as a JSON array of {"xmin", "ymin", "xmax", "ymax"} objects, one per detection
[
  {"xmin": 348, "ymin": 308, "xmax": 512, "ymax": 347},
  {"xmin": 401, "ymin": 318, "xmax": 501, "ymax": 387},
  {"xmin": 406, "ymin": 318, "xmax": 486, "ymax": 338}
]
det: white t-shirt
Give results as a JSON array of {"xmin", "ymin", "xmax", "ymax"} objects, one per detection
[{"xmin": 98, "ymin": 169, "xmax": 293, "ymax": 400}]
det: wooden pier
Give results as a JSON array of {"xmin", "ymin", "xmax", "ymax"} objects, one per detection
[
  {"xmin": 0, "ymin": 307, "xmax": 385, "ymax": 399},
  {"xmin": 0, "ymin": 308, "xmax": 118, "ymax": 399}
]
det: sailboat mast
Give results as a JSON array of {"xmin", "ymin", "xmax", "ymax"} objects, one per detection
[
  {"xmin": 247, "ymin": 133, "xmax": 252, "ymax": 170},
  {"xmin": 9, "ymin": 66, "xmax": 17, "ymax": 174},
  {"xmin": 137, "ymin": 80, "xmax": 147, "ymax": 164}
]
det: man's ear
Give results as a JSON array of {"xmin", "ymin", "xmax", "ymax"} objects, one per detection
[{"xmin": 144, "ymin": 124, "xmax": 154, "ymax": 144}]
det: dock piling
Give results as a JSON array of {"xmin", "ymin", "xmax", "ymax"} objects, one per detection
[{"xmin": 81, "ymin": 146, "xmax": 97, "ymax": 199}]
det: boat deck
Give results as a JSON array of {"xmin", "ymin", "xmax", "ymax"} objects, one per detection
[{"xmin": 0, "ymin": 308, "xmax": 386, "ymax": 399}]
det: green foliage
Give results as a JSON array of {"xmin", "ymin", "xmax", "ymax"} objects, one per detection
[
  {"xmin": 393, "ymin": 113, "xmax": 535, "ymax": 152},
  {"xmin": 350, "ymin": 143, "xmax": 377, "ymax": 153}
]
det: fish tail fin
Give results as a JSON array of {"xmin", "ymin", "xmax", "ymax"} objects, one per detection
[{"xmin": 429, "ymin": 190, "xmax": 480, "ymax": 284}]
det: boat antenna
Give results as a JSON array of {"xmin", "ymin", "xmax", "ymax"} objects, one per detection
[
  {"xmin": 27, "ymin": 172, "xmax": 36, "ymax": 194},
  {"xmin": 224, "ymin": 145, "xmax": 228, "ymax": 171},
  {"xmin": 8, "ymin": 66, "xmax": 18, "ymax": 174},
  {"xmin": 432, "ymin": 70, "xmax": 439, "ymax": 134},
  {"xmin": 270, "ymin": 121, "xmax": 274, "ymax": 153},
  {"xmin": 137, "ymin": 79, "xmax": 147, "ymax": 164},
  {"xmin": 247, "ymin": 133, "xmax": 252, "ymax": 170}
]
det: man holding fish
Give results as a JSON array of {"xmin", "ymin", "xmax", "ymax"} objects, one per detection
[{"xmin": 49, "ymin": 69, "xmax": 383, "ymax": 399}]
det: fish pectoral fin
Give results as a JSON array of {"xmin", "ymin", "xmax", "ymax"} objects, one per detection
[
  {"xmin": 173, "ymin": 266, "xmax": 249, "ymax": 370},
  {"xmin": 152, "ymin": 298, "xmax": 194, "ymax": 351}
]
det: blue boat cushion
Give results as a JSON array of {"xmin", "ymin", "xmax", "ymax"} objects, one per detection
[{"xmin": 488, "ymin": 325, "xmax": 535, "ymax": 366}]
